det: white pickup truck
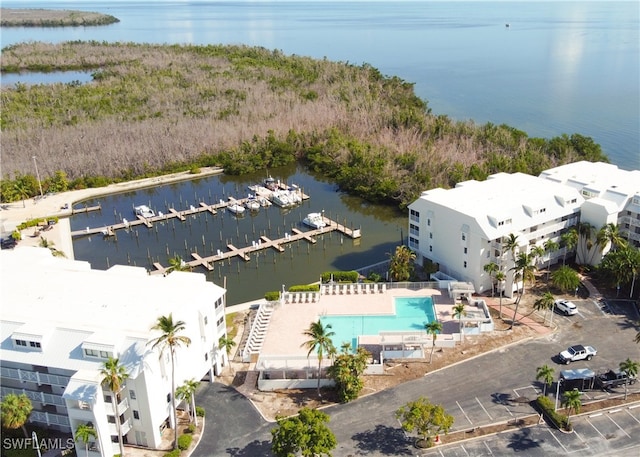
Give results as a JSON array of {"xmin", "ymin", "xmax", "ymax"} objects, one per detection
[{"xmin": 559, "ymin": 344, "xmax": 597, "ymax": 364}]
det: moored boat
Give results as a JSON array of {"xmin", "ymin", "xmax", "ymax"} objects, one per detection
[
  {"xmin": 270, "ymin": 190, "xmax": 293, "ymax": 207},
  {"xmin": 303, "ymin": 212, "xmax": 326, "ymax": 229},
  {"xmin": 134, "ymin": 205, "xmax": 155, "ymax": 218},
  {"xmin": 228, "ymin": 202, "xmax": 246, "ymax": 214},
  {"xmin": 245, "ymin": 196, "xmax": 260, "ymax": 212}
]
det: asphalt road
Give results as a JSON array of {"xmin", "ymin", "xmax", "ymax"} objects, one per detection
[{"xmin": 193, "ymin": 296, "xmax": 640, "ymax": 457}]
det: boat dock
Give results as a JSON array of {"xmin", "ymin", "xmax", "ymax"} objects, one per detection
[
  {"xmin": 149, "ymin": 215, "xmax": 360, "ymax": 275},
  {"xmin": 69, "ymin": 191, "xmax": 308, "ymax": 238}
]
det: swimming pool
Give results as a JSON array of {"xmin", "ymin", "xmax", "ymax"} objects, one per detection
[{"xmin": 320, "ymin": 296, "xmax": 436, "ymax": 350}]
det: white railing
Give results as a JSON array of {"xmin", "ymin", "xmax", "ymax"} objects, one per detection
[
  {"xmin": 1, "ymin": 367, "xmax": 69, "ymax": 387},
  {"xmin": 30, "ymin": 411, "xmax": 71, "ymax": 428},
  {"xmin": 1, "ymin": 386, "xmax": 66, "ymax": 407},
  {"xmin": 241, "ymin": 303, "xmax": 274, "ymax": 362}
]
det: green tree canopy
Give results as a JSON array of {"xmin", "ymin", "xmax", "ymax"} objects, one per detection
[
  {"xmin": 1, "ymin": 393, "xmax": 33, "ymax": 437},
  {"xmin": 619, "ymin": 358, "xmax": 639, "ymax": 400},
  {"xmin": 552, "ymin": 265, "xmax": 581, "ymax": 293},
  {"xmin": 271, "ymin": 407, "xmax": 337, "ymax": 457},
  {"xmin": 326, "ymin": 345, "xmax": 370, "ymax": 402},
  {"xmin": 396, "ymin": 396, "xmax": 454, "ymax": 448},
  {"xmin": 301, "ymin": 320, "xmax": 335, "ymax": 397},
  {"xmin": 535, "ymin": 364, "xmax": 554, "ymax": 397},
  {"xmin": 388, "ymin": 245, "xmax": 416, "ymax": 282}
]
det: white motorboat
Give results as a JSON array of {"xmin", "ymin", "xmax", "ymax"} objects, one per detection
[
  {"xmin": 303, "ymin": 212, "xmax": 326, "ymax": 229},
  {"xmin": 270, "ymin": 190, "xmax": 293, "ymax": 207},
  {"xmin": 257, "ymin": 196, "xmax": 271, "ymax": 207},
  {"xmin": 227, "ymin": 202, "xmax": 246, "ymax": 214},
  {"xmin": 245, "ymin": 197, "xmax": 260, "ymax": 212},
  {"xmin": 134, "ymin": 205, "xmax": 155, "ymax": 218}
]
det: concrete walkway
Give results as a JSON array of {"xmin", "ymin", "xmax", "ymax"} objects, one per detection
[{"xmin": 484, "ymin": 297, "xmax": 553, "ymax": 335}]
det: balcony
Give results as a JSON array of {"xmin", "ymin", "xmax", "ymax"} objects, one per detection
[
  {"xmin": 105, "ymin": 397, "xmax": 129, "ymax": 416},
  {"xmin": 108, "ymin": 418, "xmax": 132, "ymax": 436}
]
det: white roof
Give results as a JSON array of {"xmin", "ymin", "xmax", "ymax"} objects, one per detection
[
  {"xmin": 412, "ymin": 172, "xmax": 584, "ymax": 240},
  {"xmin": 0, "ymin": 247, "xmax": 225, "ymax": 373}
]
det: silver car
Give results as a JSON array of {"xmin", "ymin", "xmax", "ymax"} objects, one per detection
[{"xmin": 555, "ymin": 299, "xmax": 578, "ymax": 316}]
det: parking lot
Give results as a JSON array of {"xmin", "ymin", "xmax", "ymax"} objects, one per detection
[{"xmin": 420, "ymin": 403, "xmax": 640, "ymax": 457}]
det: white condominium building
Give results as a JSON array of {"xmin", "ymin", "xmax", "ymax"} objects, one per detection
[
  {"xmin": 0, "ymin": 247, "xmax": 227, "ymax": 457},
  {"xmin": 408, "ymin": 161, "xmax": 640, "ymax": 297},
  {"xmin": 408, "ymin": 171, "xmax": 584, "ymax": 297}
]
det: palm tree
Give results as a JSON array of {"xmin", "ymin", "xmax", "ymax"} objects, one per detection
[
  {"xmin": 176, "ymin": 378, "xmax": 199, "ymax": 426},
  {"xmin": 530, "ymin": 245, "xmax": 545, "ymax": 270},
  {"xmin": 301, "ymin": 319, "xmax": 335, "ymax": 397},
  {"xmin": 166, "ymin": 255, "xmax": 191, "ymax": 274},
  {"xmin": 552, "ymin": 265, "xmax": 581, "ymax": 293},
  {"xmin": 543, "ymin": 239, "xmax": 559, "ymax": 282},
  {"xmin": 14, "ymin": 182, "xmax": 29, "ymax": 208},
  {"xmin": 75, "ymin": 423, "xmax": 98, "ymax": 457},
  {"xmin": 0, "ymin": 393, "xmax": 33, "ymax": 437},
  {"xmin": 218, "ymin": 335, "xmax": 237, "ymax": 373},
  {"xmin": 502, "ymin": 233, "xmax": 519, "ymax": 296},
  {"xmin": 100, "ymin": 357, "xmax": 129, "ymax": 457},
  {"xmin": 424, "ymin": 321, "xmax": 442, "ymax": 363},
  {"xmin": 509, "ymin": 252, "xmax": 536, "ymax": 329},
  {"xmin": 561, "ymin": 389, "xmax": 582, "ymax": 427},
  {"xmin": 148, "ymin": 314, "xmax": 191, "ymax": 450},
  {"xmin": 39, "ymin": 236, "xmax": 66, "ymax": 257},
  {"xmin": 536, "ymin": 365, "xmax": 554, "ymax": 396},
  {"xmin": 483, "ymin": 262, "xmax": 499, "ymax": 297},
  {"xmin": 534, "ymin": 291, "xmax": 556, "ymax": 327},
  {"xmin": 561, "ymin": 228, "xmax": 578, "ymax": 265},
  {"xmin": 597, "ymin": 223, "xmax": 627, "ymax": 253},
  {"xmin": 495, "ymin": 270, "xmax": 506, "ymax": 319},
  {"xmin": 388, "ymin": 245, "xmax": 416, "ymax": 282},
  {"xmin": 619, "ymin": 358, "xmax": 639, "ymax": 400},
  {"xmin": 452, "ymin": 303, "xmax": 466, "ymax": 342}
]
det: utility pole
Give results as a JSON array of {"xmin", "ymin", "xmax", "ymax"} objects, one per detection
[{"xmin": 32, "ymin": 155, "xmax": 43, "ymax": 197}]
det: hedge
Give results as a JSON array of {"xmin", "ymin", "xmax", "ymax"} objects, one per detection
[
  {"xmin": 164, "ymin": 450, "xmax": 180, "ymax": 457},
  {"xmin": 264, "ymin": 291, "xmax": 280, "ymax": 302},
  {"xmin": 320, "ymin": 271, "xmax": 359, "ymax": 283},
  {"xmin": 535, "ymin": 395, "xmax": 569, "ymax": 430},
  {"xmin": 288, "ymin": 284, "xmax": 320, "ymax": 292}
]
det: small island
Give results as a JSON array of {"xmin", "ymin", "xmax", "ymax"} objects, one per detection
[{"xmin": 0, "ymin": 8, "xmax": 119, "ymax": 27}]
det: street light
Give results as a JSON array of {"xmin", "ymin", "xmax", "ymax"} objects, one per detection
[
  {"xmin": 32, "ymin": 155, "xmax": 43, "ymax": 197},
  {"xmin": 554, "ymin": 378, "xmax": 563, "ymax": 411}
]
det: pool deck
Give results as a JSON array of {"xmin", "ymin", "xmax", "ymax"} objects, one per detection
[{"xmin": 260, "ymin": 287, "xmax": 458, "ymax": 358}]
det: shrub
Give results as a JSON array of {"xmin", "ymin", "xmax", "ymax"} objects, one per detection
[
  {"xmin": 189, "ymin": 166, "xmax": 201, "ymax": 174},
  {"xmin": 11, "ymin": 230, "xmax": 21, "ymax": 241},
  {"xmin": 535, "ymin": 395, "xmax": 569, "ymax": 430},
  {"xmin": 195, "ymin": 406, "xmax": 205, "ymax": 417},
  {"xmin": 288, "ymin": 284, "xmax": 320, "ymax": 292},
  {"xmin": 185, "ymin": 423, "xmax": 196, "ymax": 433},
  {"xmin": 177, "ymin": 434, "xmax": 192, "ymax": 450},
  {"xmin": 321, "ymin": 271, "xmax": 359, "ymax": 283},
  {"xmin": 264, "ymin": 291, "xmax": 280, "ymax": 302},
  {"xmin": 164, "ymin": 450, "xmax": 180, "ymax": 457}
]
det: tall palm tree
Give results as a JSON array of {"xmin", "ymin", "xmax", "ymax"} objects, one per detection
[
  {"xmin": 0, "ymin": 393, "xmax": 32, "ymax": 437},
  {"xmin": 597, "ymin": 223, "xmax": 627, "ymax": 253},
  {"xmin": 14, "ymin": 182, "xmax": 29, "ymax": 208},
  {"xmin": 424, "ymin": 321, "xmax": 443, "ymax": 363},
  {"xmin": 543, "ymin": 239, "xmax": 559, "ymax": 282},
  {"xmin": 534, "ymin": 291, "xmax": 556, "ymax": 327},
  {"xmin": 530, "ymin": 245, "xmax": 545, "ymax": 270},
  {"xmin": 495, "ymin": 270, "xmax": 506, "ymax": 319},
  {"xmin": 483, "ymin": 262, "xmax": 499, "ymax": 297},
  {"xmin": 535, "ymin": 365, "xmax": 554, "ymax": 396},
  {"xmin": 148, "ymin": 314, "xmax": 191, "ymax": 450},
  {"xmin": 502, "ymin": 233, "xmax": 519, "ymax": 296},
  {"xmin": 577, "ymin": 222, "xmax": 599, "ymax": 265},
  {"xmin": 619, "ymin": 358, "xmax": 639, "ymax": 400},
  {"xmin": 388, "ymin": 245, "xmax": 416, "ymax": 282},
  {"xmin": 75, "ymin": 423, "xmax": 98, "ymax": 457},
  {"xmin": 561, "ymin": 228, "xmax": 578, "ymax": 265},
  {"xmin": 218, "ymin": 335, "xmax": 237, "ymax": 373},
  {"xmin": 452, "ymin": 303, "xmax": 466, "ymax": 342},
  {"xmin": 301, "ymin": 320, "xmax": 335, "ymax": 397},
  {"xmin": 509, "ymin": 252, "xmax": 536, "ymax": 329},
  {"xmin": 100, "ymin": 357, "xmax": 129, "ymax": 457},
  {"xmin": 561, "ymin": 389, "xmax": 582, "ymax": 427},
  {"xmin": 176, "ymin": 378, "xmax": 199, "ymax": 426}
]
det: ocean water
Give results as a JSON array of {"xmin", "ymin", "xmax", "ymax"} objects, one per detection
[{"xmin": 1, "ymin": 1, "xmax": 638, "ymax": 170}]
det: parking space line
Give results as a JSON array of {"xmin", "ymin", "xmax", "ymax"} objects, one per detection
[
  {"xmin": 483, "ymin": 441, "xmax": 494, "ymax": 455},
  {"xmin": 625, "ymin": 409, "xmax": 640, "ymax": 424},
  {"xmin": 607, "ymin": 415, "xmax": 631, "ymax": 438},
  {"xmin": 573, "ymin": 429, "xmax": 586, "ymax": 443},
  {"xmin": 546, "ymin": 427, "xmax": 570, "ymax": 453},
  {"xmin": 476, "ymin": 397, "xmax": 493, "ymax": 420},
  {"xmin": 457, "ymin": 400, "xmax": 473, "ymax": 425},
  {"xmin": 459, "ymin": 444, "xmax": 471, "ymax": 456},
  {"xmin": 586, "ymin": 418, "xmax": 606, "ymax": 439}
]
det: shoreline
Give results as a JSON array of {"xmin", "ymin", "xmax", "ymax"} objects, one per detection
[{"xmin": 0, "ymin": 167, "xmax": 225, "ymax": 258}]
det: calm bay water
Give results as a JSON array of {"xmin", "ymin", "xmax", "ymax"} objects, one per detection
[
  {"xmin": 2, "ymin": 1, "xmax": 638, "ymax": 303},
  {"xmin": 2, "ymin": 1, "xmax": 638, "ymax": 169}
]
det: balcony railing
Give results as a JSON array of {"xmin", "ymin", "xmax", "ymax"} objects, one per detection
[
  {"xmin": 29, "ymin": 411, "xmax": 71, "ymax": 429},
  {"xmin": 1, "ymin": 367, "xmax": 69, "ymax": 387},
  {"xmin": 1, "ymin": 386, "xmax": 66, "ymax": 407},
  {"xmin": 108, "ymin": 418, "xmax": 132, "ymax": 436},
  {"xmin": 105, "ymin": 397, "xmax": 130, "ymax": 415}
]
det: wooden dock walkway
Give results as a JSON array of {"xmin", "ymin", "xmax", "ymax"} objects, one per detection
[{"xmin": 149, "ymin": 215, "xmax": 359, "ymax": 275}]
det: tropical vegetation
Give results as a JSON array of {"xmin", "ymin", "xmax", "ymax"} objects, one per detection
[
  {"xmin": 425, "ymin": 320, "xmax": 443, "ymax": 363},
  {"xmin": 618, "ymin": 358, "xmax": 639, "ymax": 400},
  {"xmin": 301, "ymin": 320, "xmax": 335, "ymax": 397},
  {"xmin": 1, "ymin": 42, "xmax": 608, "ymax": 208},
  {"xmin": 271, "ymin": 407, "xmax": 337, "ymax": 457},
  {"xmin": 395, "ymin": 396, "xmax": 454, "ymax": 448},
  {"xmin": 388, "ymin": 245, "xmax": 416, "ymax": 281},
  {"xmin": 561, "ymin": 389, "xmax": 582, "ymax": 427},
  {"xmin": 176, "ymin": 379, "xmax": 200, "ymax": 426},
  {"xmin": 148, "ymin": 314, "xmax": 192, "ymax": 450},
  {"xmin": 100, "ymin": 357, "xmax": 129, "ymax": 457},
  {"xmin": 74, "ymin": 423, "xmax": 98, "ymax": 457},
  {"xmin": 535, "ymin": 365, "xmax": 554, "ymax": 396},
  {"xmin": 0, "ymin": 393, "xmax": 33, "ymax": 437}
]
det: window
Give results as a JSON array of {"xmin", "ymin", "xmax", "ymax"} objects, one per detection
[
  {"xmin": 408, "ymin": 237, "xmax": 419, "ymax": 249},
  {"xmin": 167, "ymin": 393, "xmax": 171, "ymax": 403},
  {"xmin": 204, "ymin": 352, "xmax": 208, "ymax": 361},
  {"xmin": 129, "ymin": 391, "xmax": 136, "ymax": 400},
  {"xmin": 427, "ymin": 219, "xmax": 431, "ymax": 226},
  {"xmin": 461, "ymin": 233, "xmax": 466, "ymax": 241},
  {"xmin": 463, "ymin": 247, "xmax": 467, "ymax": 254},
  {"xmin": 15, "ymin": 339, "xmax": 27, "ymax": 347},
  {"xmin": 99, "ymin": 351, "xmax": 111, "ymax": 358},
  {"xmin": 204, "ymin": 316, "xmax": 208, "ymax": 325},
  {"xmin": 409, "ymin": 223, "xmax": 419, "ymax": 237},
  {"xmin": 463, "ymin": 261, "xmax": 467, "ymax": 268},
  {"xmin": 107, "ymin": 416, "xmax": 116, "ymax": 424},
  {"xmin": 104, "ymin": 395, "xmax": 112, "ymax": 404},
  {"xmin": 133, "ymin": 410, "xmax": 140, "ymax": 420},
  {"xmin": 215, "ymin": 298, "xmax": 223, "ymax": 310},
  {"xmin": 429, "ymin": 245, "xmax": 433, "ymax": 252},
  {"xmin": 29, "ymin": 341, "xmax": 41, "ymax": 348},
  {"xmin": 429, "ymin": 232, "xmax": 433, "ymax": 239},
  {"xmin": 216, "ymin": 316, "xmax": 224, "ymax": 327},
  {"xmin": 84, "ymin": 348, "xmax": 98, "ymax": 357},
  {"xmin": 410, "ymin": 209, "xmax": 420, "ymax": 222}
]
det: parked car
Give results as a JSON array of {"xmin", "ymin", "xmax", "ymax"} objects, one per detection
[
  {"xmin": 0, "ymin": 237, "xmax": 17, "ymax": 250},
  {"xmin": 595, "ymin": 369, "xmax": 637, "ymax": 390},
  {"xmin": 555, "ymin": 299, "xmax": 578, "ymax": 316},
  {"xmin": 558, "ymin": 344, "xmax": 597, "ymax": 364}
]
